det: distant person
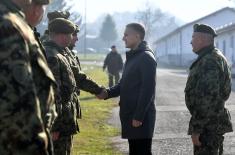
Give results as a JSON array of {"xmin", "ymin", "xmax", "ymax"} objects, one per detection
[
  {"xmin": 185, "ymin": 24, "xmax": 233, "ymax": 155},
  {"xmin": 98, "ymin": 23, "xmax": 157, "ymax": 155},
  {"xmin": 103, "ymin": 45, "xmax": 123, "ymax": 87}
]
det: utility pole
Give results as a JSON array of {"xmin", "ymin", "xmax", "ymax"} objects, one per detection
[{"xmin": 84, "ymin": 0, "xmax": 87, "ymax": 58}]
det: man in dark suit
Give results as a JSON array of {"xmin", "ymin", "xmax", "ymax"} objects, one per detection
[{"xmin": 98, "ymin": 23, "xmax": 157, "ymax": 155}]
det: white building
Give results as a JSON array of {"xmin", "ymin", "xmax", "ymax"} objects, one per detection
[{"xmin": 155, "ymin": 7, "xmax": 235, "ymax": 66}]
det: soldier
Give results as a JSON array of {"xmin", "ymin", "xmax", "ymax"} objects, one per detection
[
  {"xmin": 40, "ymin": 10, "xmax": 70, "ymax": 43},
  {"xmin": 0, "ymin": 0, "xmax": 54, "ymax": 154},
  {"xmin": 42, "ymin": 18, "xmax": 77, "ymax": 155},
  {"xmin": 103, "ymin": 45, "xmax": 123, "ymax": 87},
  {"xmin": 185, "ymin": 24, "xmax": 233, "ymax": 155},
  {"xmin": 23, "ymin": 0, "xmax": 58, "ymax": 154},
  {"xmin": 64, "ymin": 24, "xmax": 106, "ymax": 121},
  {"xmin": 67, "ymin": 25, "xmax": 82, "ymax": 119},
  {"xmin": 68, "ymin": 24, "xmax": 81, "ymax": 71}
]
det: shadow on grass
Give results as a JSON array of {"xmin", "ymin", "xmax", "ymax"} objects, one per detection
[{"xmin": 80, "ymin": 96, "xmax": 96, "ymax": 101}]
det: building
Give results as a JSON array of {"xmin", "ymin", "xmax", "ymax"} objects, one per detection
[{"xmin": 155, "ymin": 7, "xmax": 235, "ymax": 67}]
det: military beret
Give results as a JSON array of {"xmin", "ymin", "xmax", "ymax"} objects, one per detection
[
  {"xmin": 33, "ymin": 0, "xmax": 51, "ymax": 5},
  {"xmin": 193, "ymin": 24, "xmax": 217, "ymax": 37},
  {"xmin": 47, "ymin": 11, "xmax": 70, "ymax": 21},
  {"xmin": 49, "ymin": 18, "xmax": 76, "ymax": 34}
]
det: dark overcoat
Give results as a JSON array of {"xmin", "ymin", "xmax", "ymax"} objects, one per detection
[{"xmin": 107, "ymin": 41, "xmax": 157, "ymax": 139}]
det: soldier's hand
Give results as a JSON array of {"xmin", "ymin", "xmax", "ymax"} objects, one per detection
[
  {"xmin": 191, "ymin": 133, "xmax": 201, "ymax": 146},
  {"xmin": 132, "ymin": 119, "xmax": 142, "ymax": 127},
  {"xmin": 51, "ymin": 132, "xmax": 60, "ymax": 141},
  {"xmin": 96, "ymin": 89, "xmax": 108, "ymax": 99}
]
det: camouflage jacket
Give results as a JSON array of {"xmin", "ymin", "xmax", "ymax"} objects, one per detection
[
  {"xmin": 64, "ymin": 48, "xmax": 103, "ymax": 94},
  {"xmin": 32, "ymin": 27, "xmax": 57, "ymax": 129},
  {"xmin": 0, "ymin": 0, "xmax": 54, "ymax": 154},
  {"xmin": 185, "ymin": 45, "xmax": 233, "ymax": 135},
  {"xmin": 63, "ymin": 48, "xmax": 103, "ymax": 119},
  {"xmin": 64, "ymin": 48, "xmax": 103, "ymax": 95},
  {"xmin": 43, "ymin": 40, "xmax": 78, "ymax": 135}
]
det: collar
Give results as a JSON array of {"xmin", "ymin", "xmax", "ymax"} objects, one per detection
[
  {"xmin": 190, "ymin": 45, "xmax": 215, "ymax": 69},
  {"xmin": 126, "ymin": 41, "xmax": 153, "ymax": 60},
  {"xmin": 44, "ymin": 40, "xmax": 66, "ymax": 54},
  {"xmin": 197, "ymin": 45, "xmax": 215, "ymax": 58}
]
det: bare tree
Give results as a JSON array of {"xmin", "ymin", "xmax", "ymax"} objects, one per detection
[
  {"xmin": 135, "ymin": 1, "xmax": 178, "ymax": 43},
  {"xmin": 37, "ymin": 0, "xmax": 82, "ymax": 33}
]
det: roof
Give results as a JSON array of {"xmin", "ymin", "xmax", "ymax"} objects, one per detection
[
  {"xmin": 216, "ymin": 22, "xmax": 235, "ymax": 34},
  {"xmin": 154, "ymin": 7, "xmax": 235, "ymax": 44}
]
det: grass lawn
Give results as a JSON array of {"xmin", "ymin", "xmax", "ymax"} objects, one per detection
[
  {"xmin": 72, "ymin": 65, "xmax": 122, "ymax": 155},
  {"xmin": 77, "ymin": 53, "xmax": 106, "ymax": 62}
]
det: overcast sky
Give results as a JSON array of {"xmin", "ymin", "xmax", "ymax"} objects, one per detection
[{"xmin": 75, "ymin": 0, "xmax": 234, "ymax": 23}]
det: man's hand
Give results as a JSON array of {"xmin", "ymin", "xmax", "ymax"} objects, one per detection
[
  {"xmin": 132, "ymin": 119, "xmax": 142, "ymax": 127},
  {"xmin": 191, "ymin": 133, "xmax": 201, "ymax": 146},
  {"xmin": 51, "ymin": 132, "xmax": 60, "ymax": 141},
  {"xmin": 96, "ymin": 89, "xmax": 108, "ymax": 99}
]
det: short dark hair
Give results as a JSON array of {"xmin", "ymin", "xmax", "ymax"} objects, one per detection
[{"xmin": 126, "ymin": 23, "xmax": 145, "ymax": 40}]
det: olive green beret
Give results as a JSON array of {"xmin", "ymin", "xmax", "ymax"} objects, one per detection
[
  {"xmin": 47, "ymin": 11, "xmax": 70, "ymax": 21},
  {"xmin": 33, "ymin": 0, "xmax": 52, "ymax": 5},
  {"xmin": 49, "ymin": 18, "xmax": 75, "ymax": 34},
  {"xmin": 193, "ymin": 24, "xmax": 217, "ymax": 37}
]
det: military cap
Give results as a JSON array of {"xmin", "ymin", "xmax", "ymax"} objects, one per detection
[
  {"xmin": 49, "ymin": 18, "xmax": 76, "ymax": 34},
  {"xmin": 193, "ymin": 24, "xmax": 217, "ymax": 37},
  {"xmin": 47, "ymin": 11, "xmax": 70, "ymax": 21},
  {"xmin": 111, "ymin": 45, "xmax": 116, "ymax": 48},
  {"xmin": 33, "ymin": 0, "xmax": 52, "ymax": 5}
]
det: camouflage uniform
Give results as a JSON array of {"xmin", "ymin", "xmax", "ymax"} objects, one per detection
[
  {"xmin": 43, "ymin": 40, "xmax": 77, "ymax": 155},
  {"xmin": 32, "ymin": 27, "xmax": 57, "ymax": 155},
  {"xmin": 63, "ymin": 48, "xmax": 104, "ymax": 120},
  {"xmin": 185, "ymin": 45, "xmax": 233, "ymax": 155},
  {"xmin": 0, "ymin": 0, "xmax": 56, "ymax": 154}
]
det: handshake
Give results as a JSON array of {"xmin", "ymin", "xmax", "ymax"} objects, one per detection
[{"xmin": 96, "ymin": 88, "xmax": 108, "ymax": 99}]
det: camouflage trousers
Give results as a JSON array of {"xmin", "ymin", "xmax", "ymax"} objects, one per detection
[
  {"xmin": 53, "ymin": 135, "xmax": 73, "ymax": 155},
  {"xmin": 194, "ymin": 133, "xmax": 224, "ymax": 155}
]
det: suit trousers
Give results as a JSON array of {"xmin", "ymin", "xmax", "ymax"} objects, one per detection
[{"xmin": 128, "ymin": 138, "xmax": 152, "ymax": 155}]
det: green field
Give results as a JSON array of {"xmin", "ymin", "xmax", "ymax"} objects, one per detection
[
  {"xmin": 77, "ymin": 53, "xmax": 106, "ymax": 62},
  {"xmin": 72, "ymin": 65, "xmax": 122, "ymax": 155}
]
